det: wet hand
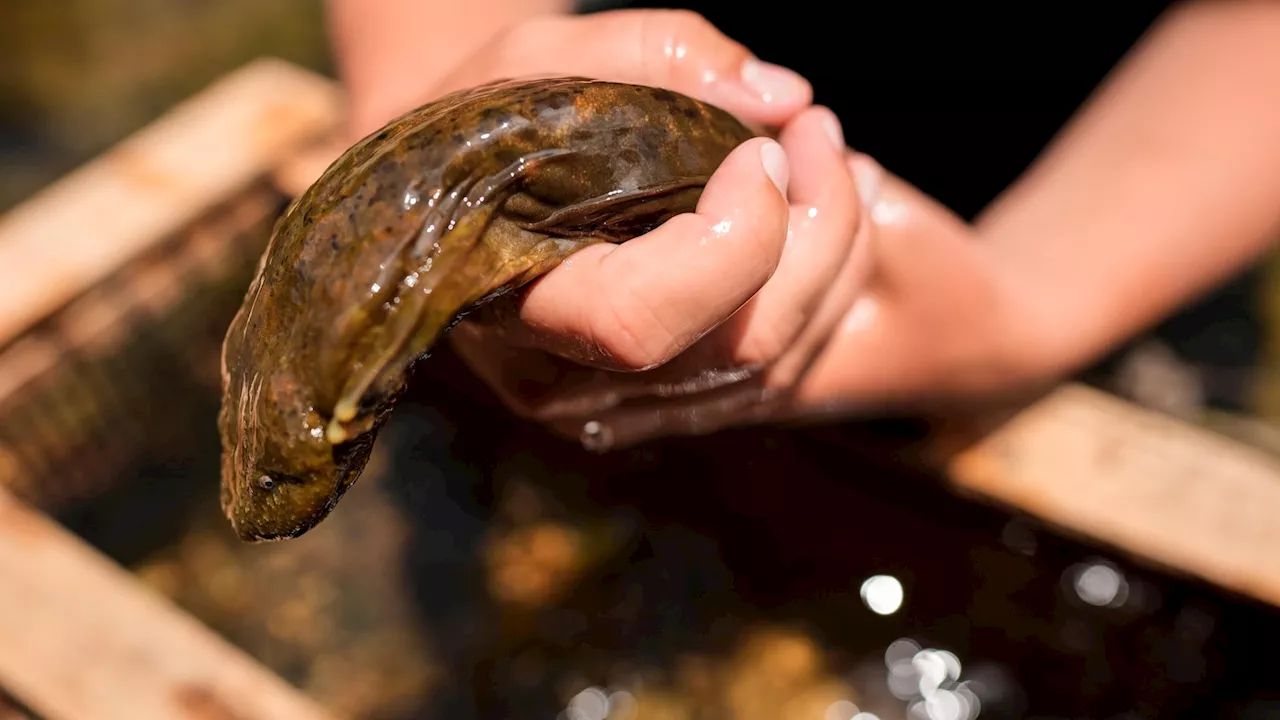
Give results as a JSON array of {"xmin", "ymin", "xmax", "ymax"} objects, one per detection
[
  {"xmin": 786, "ymin": 156, "xmax": 1047, "ymax": 422},
  {"xmin": 426, "ymin": 9, "xmax": 813, "ymax": 132},
  {"xmin": 450, "ymin": 105, "xmax": 868, "ymax": 450},
  {"xmin": 455, "ymin": 138, "xmax": 1053, "ymax": 450}
]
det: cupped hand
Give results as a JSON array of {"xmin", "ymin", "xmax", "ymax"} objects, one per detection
[
  {"xmin": 329, "ymin": 9, "xmax": 866, "ymax": 450},
  {"xmin": 331, "ymin": 7, "xmax": 1050, "ymax": 450},
  {"xmin": 450, "ymin": 103, "xmax": 866, "ymax": 450},
  {"xmin": 425, "ymin": 9, "xmax": 812, "ymax": 131},
  {"xmin": 458, "ymin": 148, "xmax": 1052, "ymax": 451},
  {"xmin": 343, "ymin": 8, "xmax": 814, "ymax": 141},
  {"xmin": 341, "ymin": 9, "xmax": 1037, "ymax": 450},
  {"xmin": 786, "ymin": 156, "xmax": 1049, "ymax": 422}
]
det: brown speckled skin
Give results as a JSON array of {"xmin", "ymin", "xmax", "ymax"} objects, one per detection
[{"xmin": 218, "ymin": 78, "xmax": 754, "ymax": 542}]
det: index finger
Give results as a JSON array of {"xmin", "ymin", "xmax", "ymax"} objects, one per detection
[{"xmin": 438, "ymin": 10, "xmax": 813, "ymax": 129}]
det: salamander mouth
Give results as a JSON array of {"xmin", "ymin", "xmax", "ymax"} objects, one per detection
[
  {"xmin": 232, "ymin": 486, "xmax": 338, "ymax": 542},
  {"xmin": 236, "ymin": 516, "xmax": 322, "ymax": 543},
  {"xmin": 231, "ymin": 431, "xmax": 377, "ymax": 543}
]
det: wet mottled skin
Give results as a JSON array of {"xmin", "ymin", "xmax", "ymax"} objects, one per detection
[{"xmin": 218, "ymin": 77, "xmax": 755, "ymax": 542}]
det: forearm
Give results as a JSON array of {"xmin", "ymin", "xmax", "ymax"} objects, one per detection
[
  {"xmin": 977, "ymin": 0, "xmax": 1280, "ymax": 377},
  {"xmin": 326, "ymin": 0, "xmax": 573, "ymax": 135}
]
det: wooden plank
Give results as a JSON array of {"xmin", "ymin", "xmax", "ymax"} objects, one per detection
[
  {"xmin": 0, "ymin": 487, "xmax": 334, "ymax": 720},
  {"xmin": 0, "ymin": 57, "xmax": 341, "ymax": 346},
  {"xmin": 0, "ymin": 185, "xmax": 285, "ymax": 510},
  {"xmin": 939, "ymin": 383, "xmax": 1280, "ymax": 606},
  {"xmin": 0, "ymin": 56, "xmax": 343, "ymax": 720}
]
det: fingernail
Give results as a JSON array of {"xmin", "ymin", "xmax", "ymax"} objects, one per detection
[
  {"xmin": 821, "ymin": 109, "xmax": 844, "ymax": 151},
  {"xmin": 760, "ymin": 140, "xmax": 789, "ymax": 195},
  {"xmin": 850, "ymin": 154, "xmax": 880, "ymax": 208},
  {"xmin": 741, "ymin": 58, "xmax": 809, "ymax": 105}
]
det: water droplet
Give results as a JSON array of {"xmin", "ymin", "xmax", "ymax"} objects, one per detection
[{"xmin": 580, "ymin": 421, "xmax": 613, "ymax": 453}]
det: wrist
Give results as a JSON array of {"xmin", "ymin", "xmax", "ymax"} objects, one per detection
[
  {"xmin": 783, "ymin": 257, "xmax": 1062, "ymax": 420},
  {"xmin": 976, "ymin": 236, "xmax": 1115, "ymax": 392},
  {"xmin": 903, "ymin": 241, "xmax": 1073, "ymax": 403}
]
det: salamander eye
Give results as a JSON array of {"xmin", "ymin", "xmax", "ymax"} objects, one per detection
[{"xmin": 256, "ymin": 471, "xmax": 306, "ymax": 492}]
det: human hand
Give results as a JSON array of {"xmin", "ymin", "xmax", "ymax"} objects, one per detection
[
  {"xmin": 785, "ymin": 156, "xmax": 1052, "ymax": 423},
  {"xmin": 324, "ymin": 9, "xmax": 862, "ymax": 451},
  {"xmin": 337, "ymin": 8, "xmax": 814, "ymax": 140},
  {"xmin": 327, "ymin": 8, "xmax": 1046, "ymax": 450},
  {"xmin": 340, "ymin": 7, "xmax": 1039, "ymax": 450},
  {"xmin": 454, "ymin": 144, "xmax": 1054, "ymax": 450},
  {"xmin": 423, "ymin": 9, "xmax": 813, "ymax": 132},
  {"xmin": 450, "ymin": 101, "xmax": 867, "ymax": 450}
]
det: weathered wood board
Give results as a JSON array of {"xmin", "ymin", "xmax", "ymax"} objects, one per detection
[
  {"xmin": 0, "ymin": 57, "xmax": 341, "ymax": 720},
  {"xmin": 939, "ymin": 384, "xmax": 1280, "ymax": 607},
  {"xmin": 0, "ymin": 57, "xmax": 339, "ymax": 347},
  {"xmin": 0, "ymin": 487, "xmax": 334, "ymax": 720}
]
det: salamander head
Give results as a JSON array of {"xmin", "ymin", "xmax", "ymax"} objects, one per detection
[{"xmin": 217, "ymin": 350, "xmax": 377, "ymax": 543}]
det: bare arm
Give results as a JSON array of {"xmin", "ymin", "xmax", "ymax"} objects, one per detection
[
  {"xmin": 326, "ymin": 0, "xmax": 573, "ymax": 136},
  {"xmin": 977, "ymin": 0, "xmax": 1280, "ymax": 377}
]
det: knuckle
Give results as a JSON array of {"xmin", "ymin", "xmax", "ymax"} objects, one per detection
[
  {"xmin": 658, "ymin": 8, "xmax": 717, "ymax": 36},
  {"xmin": 640, "ymin": 9, "xmax": 746, "ymax": 86},
  {"xmin": 494, "ymin": 18, "xmax": 552, "ymax": 64}
]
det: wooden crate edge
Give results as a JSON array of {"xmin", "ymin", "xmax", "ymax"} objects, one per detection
[{"xmin": 0, "ymin": 57, "xmax": 342, "ymax": 346}]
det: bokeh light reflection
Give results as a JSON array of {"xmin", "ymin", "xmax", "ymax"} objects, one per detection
[
  {"xmin": 1068, "ymin": 559, "xmax": 1130, "ymax": 608},
  {"xmin": 860, "ymin": 574, "xmax": 904, "ymax": 615},
  {"xmin": 825, "ymin": 699, "xmax": 860, "ymax": 720},
  {"xmin": 882, "ymin": 639, "xmax": 981, "ymax": 720}
]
